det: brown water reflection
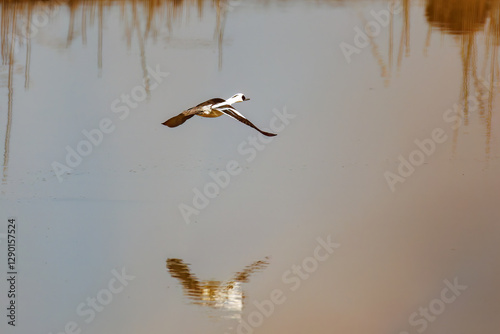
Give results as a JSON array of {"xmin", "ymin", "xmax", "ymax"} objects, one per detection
[
  {"xmin": 363, "ymin": 0, "xmax": 499, "ymax": 161},
  {"xmin": 426, "ymin": 0, "xmax": 490, "ymax": 34},
  {"xmin": 425, "ymin": 0, "xmax": 499, "ymax": 159},
  {"xmin": 166, "ymin": 257, "xmax": 269, "ymax": 319}
]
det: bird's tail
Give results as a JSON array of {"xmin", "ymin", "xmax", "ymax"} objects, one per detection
[{"xmin": 162, "ymin": 114, "xmax": 194, "ymax": 127}]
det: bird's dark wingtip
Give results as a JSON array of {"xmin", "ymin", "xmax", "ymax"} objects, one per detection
[{"xmin": 262, "ymin": 131, "xmax": 277, "ymax": 137}]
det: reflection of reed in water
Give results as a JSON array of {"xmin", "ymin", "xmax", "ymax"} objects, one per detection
[
  {"xmin": 371, "ymin": 0, "xmax": 499, "ymax": 161},
  {"xmin": 0, "ymin": 0, "xmax": 234, "ymax": 186},
  {"xmin": 358, "ymin": 0, "xmax": 409, "ymax": 86},
  {"xmin": 425, "ymin": 0, "xmax": 499, "ymax": 161},
  {"xmin": 0, "ymin": 0, "xmax": 23, "ymax": 187},
  {"xmin": 166, "ymin": 257, "xmax": 269, "ymax": 319},
  {"xmin": 426, "ymin": 0, "xmax": 491, "ymax": 34}
]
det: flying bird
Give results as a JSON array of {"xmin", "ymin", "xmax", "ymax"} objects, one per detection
[{"xmin": 162, "ymin": 93, "xmax": 277, "ymax": 137}]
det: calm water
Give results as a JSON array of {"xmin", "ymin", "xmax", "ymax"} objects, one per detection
[{"xmin": 0, "ymin": 1, "xmax": 499, "ymax": 333}]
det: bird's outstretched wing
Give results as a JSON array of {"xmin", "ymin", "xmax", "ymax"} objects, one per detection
[{"xmin": 216, "ymin": 105, "xmax": 277, "ymax": 137}]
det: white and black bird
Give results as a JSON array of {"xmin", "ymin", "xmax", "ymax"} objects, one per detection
[{"xmin": 162, "ymin": 93, "xmax": 277, "ymax": 137}]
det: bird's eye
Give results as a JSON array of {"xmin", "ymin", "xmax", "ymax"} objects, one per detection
[{"xmin": 242, "ymin": 95, "xmax": 246, "ymax": 100}]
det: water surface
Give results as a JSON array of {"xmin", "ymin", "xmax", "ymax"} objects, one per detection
[{"xmin": 0, "ymin": 1, "xmax": 499, "ymax": 334}]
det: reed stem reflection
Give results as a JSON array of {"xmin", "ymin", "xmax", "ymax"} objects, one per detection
[
  {"xmin": 425, "ymin": 0, "xmax": 499, "ymax": 161},
  {"xmin": 0, "ymin": 0, "xmax": 234, "ymax": 186},
  {"xmin": 376, "ymin": 0, "xmax": 500, "ymax": 162}
]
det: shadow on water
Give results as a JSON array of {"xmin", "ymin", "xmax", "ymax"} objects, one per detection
[{"xmin": 166, "ymin": 257, "xmax": 269, "ymax": 320}]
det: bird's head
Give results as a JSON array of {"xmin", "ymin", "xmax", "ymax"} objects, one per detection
[{"xmin": 227, "ymin": 93, "xmax": 250, "ymax": 104}]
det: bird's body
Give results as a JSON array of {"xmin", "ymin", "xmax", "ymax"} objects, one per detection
[
  {"xmin": 188, "ymin": 98, "xmax": 225, "ymax": 118},
  {"xmin": 162, "ymin": 94, "xmax": 277, "ymax": 137}
]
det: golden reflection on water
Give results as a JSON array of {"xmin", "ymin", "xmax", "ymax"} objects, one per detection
[
  {"xmin": 426, "ymin": 0, "xmax": 490, "ymax": 34},
  {"xmin": 166, "ymin": 257, "xmax": 269, "ymax": 319},
  {"xmin": 368, "ymin": 0, "xmax": 499, "ymax": 162},
  {"xmin": 425, "ymin": 0, "xmax": 500, "ymax": 160}
]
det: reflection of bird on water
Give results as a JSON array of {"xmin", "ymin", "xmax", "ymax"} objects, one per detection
[
  {"xmin": 166, "ymin": 258, "xmax": 270, "ymax": 317},
  {"xmin": 162, "ymin": 93, "xmax": 277, "ymax": 137}
]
